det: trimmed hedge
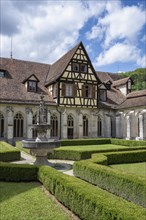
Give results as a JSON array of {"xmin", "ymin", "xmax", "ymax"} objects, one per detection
[
  {"xmin": 49, "ymin": 146, "xmax": 146, "ymax": 161},
  {"xmin": 38, "ymin": 166, "xmax": 146, "ymax": 220},
  {"xmin": 0, "ymin": 142, "xmax": 21, "ymax": 162},
  {"xmin": 0, "ymin": 162, "xmax": 38, "ymax": 181},
  {"xmin": 0, "ymin": 162, "xmax": 146, "ymax": 220},
  {"xmin": 61, "ymin": 138, "xmax": 111, "ymax": 146},
  {"xmin": 60, "ymin": 138, "xmax": 146, "ymax": 147},
  {"xmin": 73, "ymin": 150, "xmax": 146, "ymax": 207},
  {"xmin": 111, "ymin": 138, "xmax": 146, "ymax": 146}
]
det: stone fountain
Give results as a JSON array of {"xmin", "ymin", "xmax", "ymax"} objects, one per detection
[{"xmin": 22, "ymin": 94, "xmax": 60, "ymax": 165}]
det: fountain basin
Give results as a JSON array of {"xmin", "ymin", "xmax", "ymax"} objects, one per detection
[{"xmin": 22, "ymin": 139, "xmax": 60, "ymax": 165}]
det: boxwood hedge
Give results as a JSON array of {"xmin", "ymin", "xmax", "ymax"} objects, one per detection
[
  {"xmin": 0, "ymin": 142, "xmax": 21, "ymax": 162},
  {"xmin": 73, "ymin": 150, "xmax": 146, "ymax": 207},
  {"xmin": 1, "ymin": 162, "xmax": 145, "ymax": 220}
]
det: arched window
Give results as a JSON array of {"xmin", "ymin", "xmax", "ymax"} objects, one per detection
[
  {"xmin": 32, "ymin": 114, "xmax": 37, "ymax": 138},
  {"xmin": 0, "ymin": 112, "xmax": 4, "ymax": 137},
  {"xmin": 51, "ymin": 114, "xmax": 58, "ymax": 137},
  {"xmin": 14, "ymin": 113, "xmax": 24, "ymax": 137},
  {"xmin": 97, "ymin": 116, "xmax": 102, "ymax": 137},
  {"xmin": 83, "ymin": 115, "xmax": 88, "ymax": 137},
  {"xmin": 67, "ymin": 115, "xmax": 74, "ymax": 139}
]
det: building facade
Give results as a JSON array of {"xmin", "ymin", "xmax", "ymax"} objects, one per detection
[{"xmin": 0, "ymin": 42, "xmax": 146, "ymax": 144}]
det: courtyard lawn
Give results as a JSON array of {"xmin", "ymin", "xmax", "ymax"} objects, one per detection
[
  {"xmin": 110, "ymin": 162, "xmax": 146, "ymax": 178},
  {"xmin": 0, "ymin": 182, "xmax": 73, "ymax": 220},
  {"xmin": 58, "ymin": 144, "xmax": 129, "ymax": 152}
]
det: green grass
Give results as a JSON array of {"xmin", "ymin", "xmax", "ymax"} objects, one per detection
[
  {"xmin": 0, "ymin": 181, "xmax": 72, "ymax": 220},
  {"xmin": 58, "ymin": 144, "xmax": 129, "ymax": 152},
  {"xmin": 110, "ymin": 162, "xmax": 146, "ymax": 178},
  {"xmin": 16, "ymin": 141, "xmax": 30, "ymax": 154},
  {"xmin": 0, "ymin": 142, "xmax": 19, "ymax": 152}
]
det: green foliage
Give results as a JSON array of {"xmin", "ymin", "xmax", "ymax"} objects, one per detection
[
  {"xmin": 120, "ymin": 68, "xmax": 146, "ymax": 90},
  {"xmin": 0, "ymin": 141, "xmax": 21, "ymax": 162},
  {"xmin": 111, "ymin": 138, "xmax": 146, "ymax": 147},
  {"xmin": 0, "ymin": 162, "xmax": 38, "ymax": 181},
  {"xmin": 73, "ymin": 150, "xmax": 146, "ymax": 207},
  {"xmin": 1, "ymin": 162, "xmax": 146, "ymax": 219},
  {"xmin": 61, "ymin": 138, "xmax": 111, "ymax": 146},
  {"xmin": 38, "ymin": 166, "xmax": 146, "ymax": 220}
]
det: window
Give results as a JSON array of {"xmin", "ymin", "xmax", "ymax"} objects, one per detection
[
  {"xmin": 28, "ymin": 81, "xmax": 37, "ymax": 92},
  {"xmin": 67, "ymin": 115, "xmax": 74, "ymax": 139},
  {"xmin": 32, "ymin": 114, "xmax": 37, "ymax": 138},
  {"xmin": 83, "ymin": 115, "xmax": 88, "ymax": 137},
  {"xmin": 53, "ymin": 84, "xmax": 58, "ymax": 97},
  {"xmin": 97, "ymin": 116, "xmax": 102, "ymax": 137},
  {"xmin": 72, "ymin": 63, "xmax": 79, "ymax": 72},
  {"xmin": 85, "ymin": 85, "xmax": 92, "ymax": 98},
  {"xmin": 0, "ymin": 70, "xmax": 5, "ymax": 77},
  {"xmin": 66, "ymin": 84, "xmax": 73, "ymax": 97},
  {"xmin": 80, "ymin": 64, "xmax": 87, "ymax": 73},
  {"xmin": 14, "ymin": 113, "xmax": 24, "ymax": 137},
  {"xmin": 51, "ymin": 114, "xmax": 58, "ymax": 137},
  {"xmin": 99, "ymin": 90, "xmax": 107, "ymax": 101},
  {"xmin": 0, "ymin": 112, "xmax": 4, "ymax": 137}
]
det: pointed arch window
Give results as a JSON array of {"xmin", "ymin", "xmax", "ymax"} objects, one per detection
[
  {"xmin": 83, "ymin": 115, "xmax": 88, "ymax": 137},
  {"xmin": 32, "ymin": 114, "xmax": 37, "ymax": 138},
  {"xmin": 14, "ymin": 113, "xmax": 24, "ymax": 137},
  {"xmin": 51, "ymin": 114, "xmax": 58, "ymax": 137},
  {"xmin": 97, "ymin": 116, "xmax": 102, "ymax": 137},
  {"xmin": 0, "ymin": 112, "xmax": 4, "ymax": 137},
  {"xmin": 67, "ymin": 115, "xmax": 74, "ymax": 139}
]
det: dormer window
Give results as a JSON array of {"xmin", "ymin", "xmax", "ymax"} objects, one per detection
[
  {"xmin": 0, "ymin": 70, "xmax": 5, "ymax": 77},
  {"xmin": 99, "ymin": 89, "xmax": 107, "ymax": 101},
  {"xmin": 80, "ymin": 64, "xmax": 87, "ymax": 73},
  {"xmin": 28, "ymin": 80, "xmax": 37, "ymax": 92},
  {"xmin": 72, "ymin": 63, "xmax": 79, "ymax": 72}
]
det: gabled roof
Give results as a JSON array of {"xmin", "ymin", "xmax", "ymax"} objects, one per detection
[
  {"xmin": 45, "ymin": 42, "xmax": 101, "ymax": 85},
  {"xmin": 96, "ymin": 71, "xmax": 113, "ymax": 83},
  {"xmin": 22, "ymin": 74, "xmax": 40, "ymax": 83},
  {"xmin": 0, "ymin": 57, "xmax": 55, "ymax": 105},
  {"xmin": 45, "ymin": 42, "xmax": 80, "ymax": 85},
  {"xmin": 117, "ymin": 89, "xmax": 146, "ymax": 109},
  {"xmin": 112, "ymin": 77, "xmax": 131, "ymax": 87}
]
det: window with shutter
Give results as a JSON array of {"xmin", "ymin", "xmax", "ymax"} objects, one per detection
[{"xmin": 62, "ymin": 83, "xmax": 66, "ymax": 96}]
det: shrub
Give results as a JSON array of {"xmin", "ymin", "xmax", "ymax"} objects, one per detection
[
  {"xmin": 0, "ymin": 162, "xmax": 38, "ymax": 181},
  {"xmin": 73, "ymin": 150, "xmax": 146, "ymax": 207},
  {"xmin": 38, "ymin": 166, "xmax": 146, "ymax": 220},
  {"xmin": 0, "ymin": 141, "xmax": 21, "ymax": 162},
  {"xmin": 61, "ymin": 138, "xmax": 111, "ymax": 146},
  {"xmin": 111, "ymin": 139, "xmax": 146, "ymax": 146}
]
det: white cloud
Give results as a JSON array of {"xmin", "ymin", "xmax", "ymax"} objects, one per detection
[
  {"xmin": 95, "ymin": 43, "xmax": 144, "ymax": 67},
  {"xmin": 86, "ymin": 25, "xmax": 104, "ymax": 40},
  {"xmin": 1, "ymin": 0, "xmax": 105, "ymax": 63}
]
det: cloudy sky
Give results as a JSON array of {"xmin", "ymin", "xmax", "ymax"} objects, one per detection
[{"xmin": 1, "ymin": 0, "xmax": 146, "ymax": 73}]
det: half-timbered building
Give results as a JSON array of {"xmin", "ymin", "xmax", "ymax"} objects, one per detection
[{"xmin": 0, "ymin": 42, "xmax": 146, "ymax": 144}]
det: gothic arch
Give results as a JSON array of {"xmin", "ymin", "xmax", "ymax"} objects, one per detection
[
  {"xmin": 0, "ymin": 112, "xmax": 4, "ymax": 137},
  {"xmin": 67, "ymin": 114, "xmax": 74, "ymax": 139},
  {"xmin": 50, "ymin": 113, "xmax": 58, "ymax": 137},
  {"xmin": 13, "ymin": 112, "xmax": 24, "ymax": 137},
  {"xmin": 83, "ymin": 115, "xmax": 89, "ymax": 137}
]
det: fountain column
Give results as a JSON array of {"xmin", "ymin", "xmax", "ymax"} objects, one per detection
[{"xmin": 26, "ymin": 107, "xmax": 33, "ymax": 139}]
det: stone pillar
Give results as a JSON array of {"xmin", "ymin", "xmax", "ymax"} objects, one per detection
[
  {"xmin": 105, "ymin": 115, "xmax": 111, "ymax": 137},
  {"xmin": 62, "ymin": 111, "xmax": 67, "ymax": 139},
  {"xmin": 126, "ymin": 115, "xmax": 130, "ymax": 140},
  {"xmin": 143, "ymin": 113, "xmax": 146, "ymax": 140},
  {"xmin": 76, "ymin": 109, "xmax": 83, "ymax": 139},
  {"xmin": 6, "ymin": 106, "xmax": 14, "ymax": 145},
  {"xmin": 25, "ymin": 107, "xmax": 33, "ymax": 139},
  {"xmin": 139, "ymin": 114, "xmax": 144, "ymax": 140},
  {"xmin": 47, "ymin": 110, "xmax": 51, "ymax": 138},
  {"xmin": 116, "ymin": 115, "xmax": 121, "ymax": 138}
]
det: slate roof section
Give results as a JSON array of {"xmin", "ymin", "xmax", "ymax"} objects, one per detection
[
  {"xmin": 117, "ymin": 89, "xmax": 146, "ymax": 109},
  {"xmin": 96, "ymin": 71, "xmax": 113, "ymax": 83},
  {"xmin": 0, "ymin": 57, "xmax": 55, "ymax": 105},
  {"xmin": 45, "ymin": 43, "xmax": 80, "ymax": 85},
  {"xmin": 112, "ymin": 77, "xmax": 130, "ymax": 87}
]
